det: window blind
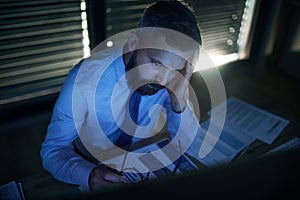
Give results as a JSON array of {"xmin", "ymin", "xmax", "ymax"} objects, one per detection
[
  {"xmin": 0, "ymin": 0, "xmax": 84, "ymax": 104},
  {"xmin": 105, "ymin": 0, "xmax": 249, "ymax": 64},
  {"xmin": 0, "ymin": 0, "xmax": 254, "ymax": 104},
  {"xmin": 190, "ymin": 0, "xmax": 246, "ymax": 56}
]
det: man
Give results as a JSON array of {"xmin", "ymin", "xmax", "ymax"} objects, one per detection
[{"xmin": 40, "ymin": 0, "xmax": 202, "ymax": 192}]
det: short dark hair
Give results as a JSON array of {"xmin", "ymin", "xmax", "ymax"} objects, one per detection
[{"xmin": 138, "ymin": 0, "xmax": 202, "ymax": 46}]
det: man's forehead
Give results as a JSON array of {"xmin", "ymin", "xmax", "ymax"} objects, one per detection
[
  {"xmin": 147, "ymin": 49, "xmax": 186, "ymax": 64},
  {"xmin": 140, "ymin": 34, "xmax": 193, "ymax": 52},
  {"xmin": 138, "ymin": 32, "xmax": 198, "ymax": 59}
]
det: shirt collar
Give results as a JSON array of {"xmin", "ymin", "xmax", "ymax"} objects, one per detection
[{"xmin": 112, "ymin": 43, "xmax": 127, "ymax": 79}]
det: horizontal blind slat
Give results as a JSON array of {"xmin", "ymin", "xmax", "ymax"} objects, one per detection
[
  {"xmin": 0, "ymin": 3, "xmax": 81, "ymax": 20},
  {"xmin": 1, "ymin": 0, "xmax": 79, "ymax": 8},
  {"xmin": 1, "ymin": 16, "xmax": 81, "ymax": 30},
  {"xmin": 0, "ymin": 40, "xmax": 83, "ymax": 61},
  {"xmin": 0, "ymin": 23, "xmax": 82, "ymax": 40},
  {"xmin": 1, "ymin": 49, "xmax": 83, "ymax": 69},
  {"xmin": 0, "ymin": 68, "xmax": 71, "ymax": 88},
  {"xmin": 0, "ymin": 32, "xmax": 82, "ymax": 50},
  {"xmin": 0, "ymin": 59, "xmax": 80, "ymax": 79}
]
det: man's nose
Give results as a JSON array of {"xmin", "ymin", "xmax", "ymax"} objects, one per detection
[{"xmin": 156, "ymin": 68, "xmax": 172, "ymax": 86}]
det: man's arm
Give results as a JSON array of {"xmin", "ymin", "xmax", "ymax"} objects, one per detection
[
  {"xmin": 40, "ymin": 62, "xmax": 97, "ymax": 191},
  {"xmin": 40, "ymin": 60, "xmax": 123, "ymax": 192},
  {"xmin": 166, "ymin": 60, "xmax": 193, "ymax": 113},
  {"xmin": 164, "ymin": 60, "xmax": 203, "ymax": 160},
  {"xmin": 163, "ymin": 91, "xmax": 202, "ymax": 164}
]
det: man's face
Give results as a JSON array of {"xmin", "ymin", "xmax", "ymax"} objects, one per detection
[{"xmin": 126, "ymin": 48, "xmax": 191, "ymax": 95}]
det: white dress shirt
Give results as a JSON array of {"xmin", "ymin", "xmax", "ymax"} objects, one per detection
[{"xmin": 40, "ymin": 44, "xmax": 202, "ymax": 191}]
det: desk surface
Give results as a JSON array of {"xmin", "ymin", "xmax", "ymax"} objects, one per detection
[
  {"xmin": 190, "ymin": 64, "xmax": 300, "ymax": 158},
  {"xmin": 20, "ymin": 64, "xmax": 300, "ymax": 199}
]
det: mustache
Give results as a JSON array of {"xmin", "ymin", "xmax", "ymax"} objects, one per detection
[
  {"xmin": 147, "ymin": 83, "xmax": 164, "ymax": 90},
  {"xmin": 137, "ymin": 83, "xmax": 165, "ymax": 95}
]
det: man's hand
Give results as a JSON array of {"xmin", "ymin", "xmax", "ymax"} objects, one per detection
[
  {"xmin": 166, "ymin": 61, "xmax": 193, "ymax": 113},
  {"xmin": 89, "ymin": 164, "xmax": 123, "ymax": 191}
]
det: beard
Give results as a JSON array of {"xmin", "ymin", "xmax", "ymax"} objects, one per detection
[{"xmin": 125, "ymin": 51, "xmax": 164, "ymax": 96}]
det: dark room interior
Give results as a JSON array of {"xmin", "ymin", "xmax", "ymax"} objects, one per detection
[{"xmin": 1, "ymin": 0, "xmax": 299, "ymax": 199}]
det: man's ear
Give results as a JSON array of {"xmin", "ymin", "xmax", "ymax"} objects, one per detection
[{"xmin": 127, "ymin": 32, "xmax": 139, "ymax": 51}]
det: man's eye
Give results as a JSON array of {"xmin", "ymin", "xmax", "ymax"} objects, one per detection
[{"xmin": 152, "ymin": 62, "xmax": 163, "ymax": 69}]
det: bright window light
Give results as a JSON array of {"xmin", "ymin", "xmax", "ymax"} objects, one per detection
[
  {"xmin": 196, "ymin": 0, "xmax": 257, "ymax": 70},
  {"xmin": 80, "ymin": 1, "xmax": 86, "ymax": 11},
  {"xmin": 81, "ymin": 0, "xmax": 90, "ymax": 58},
  {"xmin": 211, "ymin": 53, "xmax": 239, "ymax": 67},
  {"xmin": 106, "ymin": 40, "xmax": 114, "ymax": 47}
]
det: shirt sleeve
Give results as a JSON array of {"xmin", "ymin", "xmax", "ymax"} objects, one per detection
[
  {"xmin": 40, "ymin": 60, "xmax": 97, "ymax": 191},
  {"xmin": 164, "ymin": 95, "xmax": 203, "ymax": 162}
]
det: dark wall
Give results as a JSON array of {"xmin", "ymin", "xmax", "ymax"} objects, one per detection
[
  {"xmin": 0, "ymin": 94, "xmax": 57, "ymax": 185},
  {"xmin": 270, "ymin": 0, "xmax": 300, "ymax": 79},
  {"xmin": 252, "ymin": 0, "xmax": 300, "ymax": 78}
]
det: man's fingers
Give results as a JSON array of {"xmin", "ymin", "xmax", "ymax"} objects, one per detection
[
  {"xmin": 89, "ymin": 165, "xmax": 124, "ymax": 191},
  {"xmin": 102, "ymin": 179, "xmax": 123, "ymax": 187},
  {"xmin": 103, "ymin": 170, "xmax": 123, "ymax": 183},
  {"xmin": 92, "ymin": 177, "xmax": 122, "ymax": 192},
  {"xmin": 183, "ymin": 61, "xmax": 193, "ymax": 79},
  {"xmin": 98, "ymin": 164, "xmax": 123, "ymax": 183}
]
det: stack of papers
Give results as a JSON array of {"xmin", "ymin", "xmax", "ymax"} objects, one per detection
[
  {"xmin": 198, "ymin": 120, "xmax": 255, "ymax": 166},
  {"xmin": 0, "ymin": 181, "xmax": 25, "ymax": 200},
  {"xmin": 208, "ymin": 97, "xmax": 290, "ymax": 144},
  {"xmin": 259, "ymin": 137, "xmax": 300, "ymax": 157},
  {"xmin": 197, "ymin": 96, "xmax": 290, "ymax": 167}
]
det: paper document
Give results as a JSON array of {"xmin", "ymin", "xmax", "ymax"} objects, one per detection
[
  {"xmin": 122, "ymin": 138, "xmax": 199, "ymax": 183},
  {"xmin": 259, "ymin": 137, "xmax": 300, "ymax": 157},
  {"xmin": 208, "ymin": 97, "xmax": 289, "ymax": 144},
  {"xmin": 197, "ymin": 120, "xmax": 255, "ymax": 167},
  {"xmin": 0, "ymin": 181, "xmax": 25, "ymax": 200}
]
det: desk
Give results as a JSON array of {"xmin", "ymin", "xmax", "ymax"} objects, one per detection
[
  {"xmin": 20, "ymin": 171, "xmax": 81, "ymax": 200},
  {"xmin": 19, "ymin": 64, "xmax": 300, "ymax": 199},
  {"xmin": 190, "ymin": 64, "xmax": 300, "ymax": 158}
]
